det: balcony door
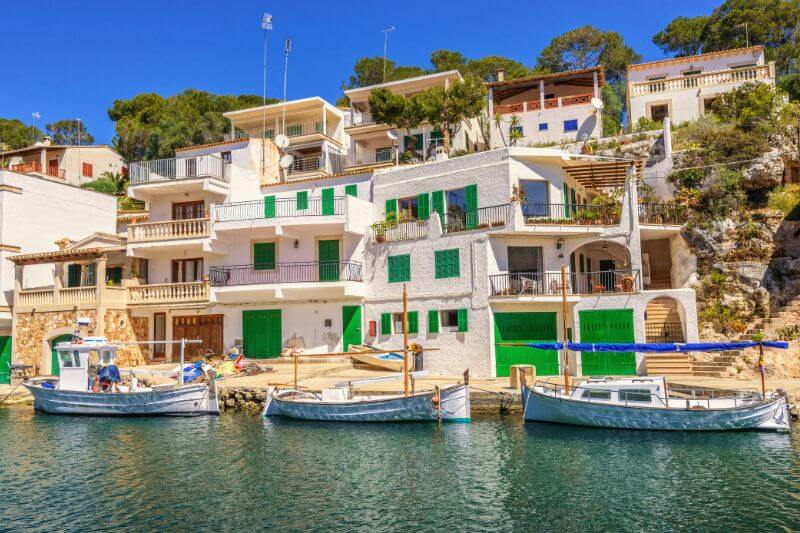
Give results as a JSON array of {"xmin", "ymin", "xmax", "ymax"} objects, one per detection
[
  {"xmin": 172, "ymin": 201, "xmax": 205, "ymax": 220},
  {"xmin": 318, "ymin": 240, "xmax": 340, "ymax": 282},
  {"xmin": 172, "ymin": 258, "xmax": 204, "ymax": 283},
  {"xmin": 520, "ymin": 180, "xmax": 549, "ymax": 217}
]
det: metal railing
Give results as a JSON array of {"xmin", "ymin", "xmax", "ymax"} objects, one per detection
[
  {"xmin": 372, "ymin": 218, "xmax": 429, "ymax": 243},
  {"xmin": 523, "ymin": 203, "xmax": 619, "ymax": 225},
  {"xmin": 214, "ymin": 197, "xmax": 344, "ymax": 222},
  {"xmin": 443, "ymin": 204, "xmax": 510, "ymax": 233},
  {"xmin": 11, "ymin": 161, "xmax": 66, "ymax": 179},
  {"xmin": 223, "ymin": 131, "xmax": 250, "ymax": 142},
  {"xmin": 287, "ymin": 155, "xmax": 322, "ymax": 175},
  {"xmin": 129, "ymin": 155, "xmax": 227, "ymax": 185},
  {"xmin": 128, "ymin": 218, "xmax": 210, "ymax": 242},
  {"xmin": 344, "ymin": 112, "xmax": 376, "ymax": 128},
  {"xmin": 630, "ymin": 65, "xmax": 771, "ymax": 96},
  {"xmin": 490, "ymin": 269, "xmax": 640, "ymax": 296},
  {"xmin": 645, "ymin": 320, "xmax": 686, "ymax": 343},
  {"xmin": 638, "ymin": 204, "xmax": 688, "ymax": 225},
  {"xmin": 346, "ymin": 147, "xmax": 397, "ymax": 168},
  {"xmin": 210, "ymin": 261, "xmax": 364, "ymax": 287},
  {"xmin": 128, "ymin": 281, "xmax": 210, "ymax": 305}
]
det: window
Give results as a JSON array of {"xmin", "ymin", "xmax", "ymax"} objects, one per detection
[
  {"xmin": 619, "ymin": 389, "xmax": 652, "ymax": 403},
  {"xmin": 381, "ymin": 313, "xmax": 392, "ymax": 335},
  {"xmin": 649, "ymin": 104, "xmax": 669, "ymax": 122},
  {"xmin": 172, "ymin": 201, "xmax": 205, "ymax": 220},
  {"xmin": 435, "ymin": 249, "xmax": 460, "ymax": 279},
  {"xmin": 520, "ymin": 180, "xmax": 549, "ymax": 217},
  {"xmin": 172, "ymin": 258, "xmax": 204, "ymax": 283},
  {"xmin": 221, "ymin": 151, "xmax": 232, "ymax": 164},
  {"xmin": 581, "ymin": 389, "xmax": 611, "ymax": 400},
  {"xmin": 388, "ymin": 255, "xmax": 410, "ymax": 283},
  {"xmin": 439, "ymin": 309, "xmax": 468, "ymax": 332},
  {"xmin": 392, "ymin": 311, "xmax": 418, "ymax": 334},
  {"xmin": 446, "ymin": 188, "xmax": 467, "ymax": 213},
  {"xmin": 397, "ymin": 197, "xmax": 419, "ymax": 220},
  {"xmin": 106, "ymin": 266, "xmax": 123, "ymax": 286},
  {"xmin": 345, "ymin": 184, "xmax": 358, "ymax": 197},
  {"xmin": 82, "ymin": 162, "xmax": 93, "ymax": 178},
  {"xmin": 376, "ymin": 147, "xmax": 393, "ymax": 162},
  {"xmin": 563, "ymin": 119, "xmax": 578, "ymax": 132},
  {"xmin": 538, "ymin": 123, "xmax": 548, "ymax": 131},
  {"xmin": 253, "ymin": 242, "xmax": 276, "ymax": 270}
]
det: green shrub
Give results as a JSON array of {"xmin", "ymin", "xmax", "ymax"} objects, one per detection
[
  {"xmin": 767, "ymin": 184, "xmax": 800, "ymax": 219},
  {"xmin": 633, "ymin": 117, "xmax": 662, "ymax": 133},
  {"xmin": 699, "ymin": 301, "xmax": 746, "ymax": 335}
]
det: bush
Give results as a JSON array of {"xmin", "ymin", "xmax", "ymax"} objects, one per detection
[
  {"xmin": 767, "ymin": 184, "xmax": 800, "ymax": 219},
  {"xmin": 633, "ymin": 117, "xmax": 662, "ymax": 133},
  {"xmin": 81, "ymin": 178, "xmax": 119, "ymax": 195},
  {"xmin": 699, "ymin": 301, "xmax": 746, "ymax": 335}
]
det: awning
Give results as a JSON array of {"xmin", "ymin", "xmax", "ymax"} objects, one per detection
[
  {"xmin": 9, "ymin": 246, "xmax": 125, "ymax": 265},
  {"xmin": 563, "ymin": 159, "xmax": 645, "ymax": 189},
  {"xmin": 526, "ymin": 341, "xmax": 789, "ymax": 352}
]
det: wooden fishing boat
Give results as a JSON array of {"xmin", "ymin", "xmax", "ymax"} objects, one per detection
[
  {"xmin": 25, "ymin": 339, "xmax": 219, "ymax": 416},
  {"xmin": 521, "ymin": 376, "xmax": 791, "ymax": 432},
  {"xmin": 348, "ymin": 344, "xmax": 408, "ymax": 372}
]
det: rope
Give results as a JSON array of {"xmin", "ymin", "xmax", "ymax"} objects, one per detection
[{"xmin": 0, "ymin": 381, "xmax": 26, "ymax": 406}]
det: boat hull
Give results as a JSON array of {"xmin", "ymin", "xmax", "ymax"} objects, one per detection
[
  {"xmin": 25, "ymin": 383, "xmax": 220, "ymax": 416},
  {"xmin": 350, "ymin": 352, "xmax": 406, "ymax": 372},
  {"xmin": 264, "ymin": 385, "xmax": 469, "ymax": 422},
  {"xmin": 521, "ymin": 386, "xmax": 791, "ymax": 431}
]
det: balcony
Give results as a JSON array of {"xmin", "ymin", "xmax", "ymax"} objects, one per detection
[
  {"xmin": 11, "ymin": 161, "xmax": 65, "ymax": 179},
  {"xmin": 128, "ymin": 281, "xmax": 210, "ymax": 306},
  {"xmin": 495, "ymin": 93, "xmax": 593, "ymax": 115},
  {"xmin": 629, "ymin": 65, "xmax": 771, "ymax": 97},
  {"xmin": 372, "ymin": 218, "xmax": 429, "ymax": 243},
  {"xmin": 228, "ymin": 119, "xmax": 338, "ymax": 142},
  {"xmin": 128, "ymin": 218, "xmax": 210, "ymax": 243},
  {"xmin": 345, "ymin": 148, "xmax": 397, "ymax": 169},
  {"xmin": 343, "ymin": 112, "xmax": 376, "ymax": 129},
  {"xmin": 638, "ymin": 204, "xmax": 688, "ymax": 225},
  {"xmin": 443, "ymin": 204, "xmax": 510, "ymax": 234},
  {"xmin": 523, "ymin": 203, "xmax": 619, "ymax": 226},
  {"xmin": 129, "ymin": 155, "xmax": 227, "ymax": 185},
  {"xmin": 215, "ymin": 196, "xmax": 345, "ymax": 222},
  {"xmin": 490, "ymin": 270, "xmax": 640, "ymax": 297},
  {"xmin": 286, "ymin": 155, "xmax": 325, "ymax": 179},
  {"xmin": 17, "ymin": 286, "xmax": 99, "ymax": 307}
]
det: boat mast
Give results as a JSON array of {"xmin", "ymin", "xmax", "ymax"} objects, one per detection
[
  {"xmin": 561, "ymin": 264, "xmax": 570, "ymax": 395},
  {"xmin": 403, "ymin": 283, "xmax": 410, "ymax": 397},
  {"xmin": 758, "ymin": 342, "xmax": 766, "ymax": 398}
]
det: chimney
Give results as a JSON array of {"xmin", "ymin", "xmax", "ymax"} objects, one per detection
[{"xmin": 496, "ymin": 68, "xmax": 506, "ymax": 82}]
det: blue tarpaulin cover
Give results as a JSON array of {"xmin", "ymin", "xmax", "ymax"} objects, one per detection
[
  {"xmin": 525, "ymin": 341, "xmax": 789, "ymax": 352},
  {"xmin": 183, "ymin": 362, "xmax": 203, "ymax": 384},
  {"xmin": 98, "ymin": 364, "xmax": 121, "ymax": 382}
]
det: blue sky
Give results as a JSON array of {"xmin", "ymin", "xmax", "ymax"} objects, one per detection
[{"xmin": 1, "ymin": 0, "xmax": 722, "ymax": 144}]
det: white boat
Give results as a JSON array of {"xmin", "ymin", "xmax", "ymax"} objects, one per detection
[
  {"xmin": 521, "ymin": 377, "xmax": 791, "ymax": 432},
  {"xmin": 24, "ymin": 339, "xmax": 219, "ymax": 416},
  {"xmin": 349, "ymin": 345, "xmax": 408, "ymax": 372}
]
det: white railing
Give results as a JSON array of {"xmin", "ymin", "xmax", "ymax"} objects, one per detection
[
  {"xmin": 104, "ymin": 287, "xmax": 128, "ymax": 304},
  {"xmin": 229, "ymin": 120, "xmax": 335, "ymax": 141},
  {"xmin": 129, "ymin": 155, "xmax": 227, "ymax": 185},
  {"xmin": 18, "ymin": 289, "xmax": 55, "ymax": 306},
  {"xmin": 128, "ymin": 281, "xmax": 210, "ymax": 305},
  {"xmin": 630, "ymin": 65, "xmax": 771, "ymax": 96},
  {"xmin": 344, "ymin": 112, "xmax": 375, "ymax": 128},
  {"xmin": 60, "ymin": 287, "xmax": 96, "ymax": 304},
  {"xmin": 128, "ymin": 218, "xmax": 210, "ymax": 242},
  {"xmin": 346, "ymin": 148, "xmax": 397, "ymax": 168},
  {"xmin": 223, "ymin": 131, "xmax": 250, "ymax": 142}
]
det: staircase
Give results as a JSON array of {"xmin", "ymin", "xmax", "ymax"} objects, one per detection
[
  {"xmin": 647, "ymin": 275, "xmax": 672, "ymax": 290},
  {"xmin": 645, "ymin": 354, "xmax": 693, "ymax": 375},
  {"xmin": 743, "ymin": 294, "xmax": 800, "ymax": 338},
  {"xmin": 645, "ymin": 297, "xmax": 685, "ymax": 343}
]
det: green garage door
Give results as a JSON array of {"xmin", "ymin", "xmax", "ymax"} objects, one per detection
[
  {"xmin": 0, "ymin": 336, "xmax": 10, "ymax": 385},
  {"xmin": 494, "ymin": 312, "xmax": 559, "ymax": 377},
  {"xmin": 242, "ymin": 310, "xmax": 282, "ymax": 358},
  {"xmin": 50, "ymin": 334, "xmax": 74, "ymax": 376},
  {"xmin": 579, "ymin": 309, "xmax": 636, "ymax": 375}
]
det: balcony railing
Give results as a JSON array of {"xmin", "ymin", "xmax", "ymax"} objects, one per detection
[
  {"xmin": 17, "ymin": 286, "xmax": 98, "ymax": 306},
  {"xmin": 372, "ymin": 218, "xmax": 429, "ymax": 243},
  {"xmin": 11, "ymin": 161, "xmax": 66, "ymax": 179},
  {"xmin": 490, "ymin": 269, "xmax": 640, "ymax": 296},
  {"xmin": 495, "ymin": 93, "xmax": 594, "ymax": 114},
  {"xmin": 128, "ymin": 218, "xmax": 210, "ymax": 242},
  {"xmin": 287, "ymin": 155, "xmax": 323, "ymax": 176},
  {"xmin": 346, "ymin": 147, "xmax": 397, "ymax": 168},
  {"xmin": 630, "ymin": 65, "xmax": 771, "ymax": 97},
  {"xmin": 443, "ymin": 204, "xmax": 510, "ymax": 234},
  {"xmin": 128, "ymin": 281, "xmax": 210, "ymax": 305},
  {"xmin": 129, "ymin": 155, "xmax": 227, "ymax": 185},
  {"xmin": 17, "ymin": 288, "xmax": 55, "ymax": 306},
  {"xmin": 229, "ymin": 120, "xmax": 336, "ymax": 141},
  {"xmin": 523, "ymin": 203, "xmax": 620, "ymax": 225},
  {"xmin": 638, "ymin": 203, "xmax": 688, "ymax": 225},
  {"xmin": 210, "ymin": 261, "xmax": 364, "ymax": 287},
  {"xmin": 344, "ymin": 112, "xmax": 376, "ymax": 128},
  {"xmin": 214, "ymin": 197, "xmax": 344, "ymax": 222}
]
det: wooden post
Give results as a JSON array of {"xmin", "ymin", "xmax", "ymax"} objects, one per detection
[
  {"xmin": 179, "ymin": 338, "xmax": 186, "ymax": 388},
  {"xmin": 403, "ymin": 284, "xmax": 409, "ymax": 397},
  {"xmin": 758, "ymin": 343, "xmax": 766, "ymax": 399},
  {"xmin": 561, "ymin": 265, "xmax": 570, "ymax": 396},
  {"xmin": 294, "ymin": 349, "xmax": 299, "ymax": 390}
]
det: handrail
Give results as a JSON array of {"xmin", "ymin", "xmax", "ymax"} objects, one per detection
[
  {"xmin": 495, "ymin": 93, "xmax": 594, "ymax": 114},
  {"xmin": 443, "ymin": 204, "xmax": 510, "ymax": 233},
  {"xmin": 490, "ymin": 269, "xmax": 641, "ymax": 296},
  {"xmin": 371, "ymin": 218, "xmax": 428, "ymax": 243},
  {"xmin": 630, "ymin": 65, "xmax": 771, "ymax": 96},
  {"xmin": 129, "ymin": 155, "xmax": 227, "ymax": 184},
  {"xmin": 638, "ymin": 203, "xmax": 688, "ymax": 225},
  {"xmin": 210, "ymin": 261, "xmax": 364, "ymax": 286},
  {"xmin": 214, "ymin": 197, "xmax": 344, "ymax": 222},
  {"xmin": 128, "ymin": 218, "xmax": 210, "ymax": 242},
  {"xmin": 523, "ymin": 203, "xmax": 619, "ymax": 225}
]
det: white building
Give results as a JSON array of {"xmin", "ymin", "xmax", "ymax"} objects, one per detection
[
  {"xmin": 627, "ymin": 46, "xmax": 776, "ymax": 126},
  {"xmin": 488, "ymin": 67, "xmax": 605, "ymax": 148},
  {"xmin": 0, "ymin": 138, "xmax": 125, "ymax": 187}
]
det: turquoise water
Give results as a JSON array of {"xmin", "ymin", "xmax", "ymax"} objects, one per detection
[{"xmin": 1, "ymin": 406, "xmax": 799, "ymax": 531}]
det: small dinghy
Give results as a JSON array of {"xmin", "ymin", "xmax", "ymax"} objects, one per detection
[
  {"xmin": 25, "ymin": 338, "xmax": 219, "ymax": 416},
  {"xmin": 348, "ymin": 345, "xmax": 408, "ymax": 372}
]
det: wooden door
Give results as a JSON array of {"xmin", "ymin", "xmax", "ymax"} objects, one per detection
[
  {"xmin": 172, "ymin": 201, "xmax": 205, "ymax": 220},
  {"xmin": 172, "ymin": 315, "xmax": 223, "ymax": 359},
  {"xmin": 153, "ymin": 313, "xmax": 166, "ymax": 359}
]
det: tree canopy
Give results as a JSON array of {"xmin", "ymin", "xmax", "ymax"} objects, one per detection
[
  {"xmin": 108, "ymin": 90, "xmax": 270, "ymax": 162},
  {"xmin": 46, "ymin": 119, "xmax": 94, "ymax": 145},
  {"xmin": 652, "ymin": 16, "xmax": 709, "ymax": 57},
  {"xmin": 0, "ymin": 118, "xmax": 41, "ymax": 150}
]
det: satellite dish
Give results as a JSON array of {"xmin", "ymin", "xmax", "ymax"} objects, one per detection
[
  {"xmin": 590, "ymin": 97, "xmax": 605, "ymax": 110},
  {"xmin": 274, "ymin": 134, "xmax": 290, "ymax": 150},
  {"xmin": 386, "ymin": 129, "xmax": 398, "ymax": 141},
  {"xmin": 279, "ymin": 154, "xmax": 295, "ymax": 169}
]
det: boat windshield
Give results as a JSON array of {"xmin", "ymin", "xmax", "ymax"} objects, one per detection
[{"xmin": 59, "ymin": 350, "xmax": 81, "ymax": 368}]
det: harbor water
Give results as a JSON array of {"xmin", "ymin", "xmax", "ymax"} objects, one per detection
[{"xmin": 1, "ymin": 406, "xmax": 799, "ymax": 530}]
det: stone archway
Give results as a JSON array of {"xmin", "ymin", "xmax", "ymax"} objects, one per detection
[
  {"xmin": 570, "ymin": 240, "xmax": 634, "ymax": 293},
  {"xmin": 42, "ymin": 327, "xmax": 75, "ymax": 375}
]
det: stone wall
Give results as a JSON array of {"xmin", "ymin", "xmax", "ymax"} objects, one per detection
[
  {"xmin": 103, "ymin": 309, "xmax": 147, "ymax": 366},
  {"xmin": 14, "ymin": 310, "xmax": 98, "ymax": 370}
]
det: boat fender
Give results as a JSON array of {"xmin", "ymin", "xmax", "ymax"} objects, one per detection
[
  {"xmin": 91, "ymin": 376, "xmax": 100, "ymax": 393},
  {"xmin": 432, "ymin": 387, "xmax": 440, "ymax": 409}
]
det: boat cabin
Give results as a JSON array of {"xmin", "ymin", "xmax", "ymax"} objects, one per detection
[
  {"xmin": 567, "ymin": 377, "xmax": 668, "ymax": 407},
  {"xmin": 54, "ymin": 338, "xmax": 118, "ymax": 392}
]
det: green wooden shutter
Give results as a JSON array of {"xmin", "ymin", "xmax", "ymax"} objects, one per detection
[
  {"xmin": 86, "ymin": 264, "xmax": 96, "ymax": 286},
  {"xmin": 571, "ymin": 187, "xmax": 577, "ymax": 209},
  {"xmin": 264, "ymin": 195, "xmax": 276, "ymax": 218},
  {"xmin": 465, "ymin": 184, "xmax": 478, "ymax": 229},
  {"xmin": 296, "ymin": 191, "xmax": 308, "ymax": 210},
  {"xmin": 435, "ymin": 249, "xmax": 459, "ymax": 279},
  {"xmin": 0, "ymin": 336, "xmax": 11, "ymax": 385},
  {"xmin": 417, "ymin": 193, "xmax": 430, "ymax": 220},
  {"xmin": 562, "ymin": 184, "xmax": 570, "ymax": 219},
  {"xmin": 407, "ymin": 311, "xmax": 419, "ymax": 334},
  {"xmin": 431, "ymin": 191, "xmax": 444, "ymax": 215},
  {"xmin": 318, "ymin": 239, "xmax": 340, "ymax": 281},
  {"xmin": 457, "ymin": 308, "xmax": 469, "ymax": 332},
  {"xmin": 385, "ymin": 199, "xmax": 398, "ymax": 220},
  {"xmin": 381, "ymin": 313, "xmax": 392, "ymax": 335},
  {"xmin": 106, "ymin": 266, "xmax": 123, "ymax": 285},
  {"xmin": 428, "ymin": 310, "xmax": 439, "ymax": 334},
  {"xmin": 322, "ymin": 188, "xmax": 335, "ymax": 215},
  {"xmin": 67, "ymin": 264, "xmax": 81, "ymax": 288},
  {"xmin": 345, "ymin": 184, "xmax": 358, "ymax": 197},
  {"xmin": 404, "ymin": 134, "xmax": 423, "ymax": 151},
  {"xmin": 253, "ymin": 242, "xmax": 276, "ymax": 270},
  {"xmin": 242, "ymin": 309, "xmax": 282, "ymax": 358},
  {"xmin": 388, "ymin": 255, "xmax": 410, "ymax": 283}
]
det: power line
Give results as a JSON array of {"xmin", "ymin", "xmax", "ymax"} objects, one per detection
[{"xmin": 641, "ymin": 151, "xmax": 790, "ymax": 180}]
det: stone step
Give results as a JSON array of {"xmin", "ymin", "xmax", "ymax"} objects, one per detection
[{"xmin": 692, "ymin": 370, "xmax": 726, "ymax": 377}]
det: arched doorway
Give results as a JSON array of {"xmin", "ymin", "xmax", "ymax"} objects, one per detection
[
  {"xmin": 570, "ymin": 241, "xmax": 633, "ymax": 293},
  {"xmin": 49, "ymin": 334, "xmax": 73, "ymax": 376},
  {"xmin": 644, "ymin": 296, "xmax": 685, "ymax": 343}
]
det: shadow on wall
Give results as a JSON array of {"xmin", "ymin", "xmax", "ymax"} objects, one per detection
[{"xmin": 577, "ymin": 114, "xmax": 598, "ymax": 141}]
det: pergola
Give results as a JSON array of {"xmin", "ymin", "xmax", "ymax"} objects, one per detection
[{"xmin": 562, "ymin": 159, "xmax": 645, "ymax": 190}]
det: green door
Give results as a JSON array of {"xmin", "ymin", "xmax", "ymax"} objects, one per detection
[
  {"xmin": 579, "ymin": 309, "xmax": 636, "ymax": 375},
  {"xmin": 242, "ymin": 310, "xmax": 282, "ymax": 358},
  {"xmin": 494, "ymin": 312, "xmax": 559, "ymax": 377},
  {"xmin": 0, "ymin": 336, "xmax": 11, "ymax": 385},
  {"xmin": 322, "ymin": 188, "xmax": 335, "ymax": 215},
  {"xmin": 50, "ymin": 334, "xmax": 73, "ymax": 376},
  {"xmin": 318, "ymin": 240, "xmax": 340, "ymax": 282},
  {"xmin": 342, "ymin": 306, "xmax": 362, "ymax": 351}
]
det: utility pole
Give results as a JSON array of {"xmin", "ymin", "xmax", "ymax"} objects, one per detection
[
  {"xmin": 282, "ymin": 38, "xmax": 292, "ymax": 135},
  {"xmin": 382, "ymin": 26, "xmax": 395, "ymax": 83},
  {"xmin": 261, "ymin": 13, "xmax": 273, "ymax": 181}
]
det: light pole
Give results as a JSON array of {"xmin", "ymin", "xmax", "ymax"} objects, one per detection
[
  {"xmin": 261, "ymin": 13, "xmax": 273, "ymax": 180},
  {"xmin": 382, "ymin": 26, "xmax": 395, "ymax": 83},
  {"xmin": 282, "ymin": 38, "xmax": 292, "ymax": 135}
]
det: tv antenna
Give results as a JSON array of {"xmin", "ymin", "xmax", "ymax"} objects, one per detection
[
  {"xmin": 382, "ymin": 26, "xmax": 395, "ymax": 83},
  {"xmin": 282, "ymin": 37, "xmax": 292, "ymax": 137},
  {"xmin": 260, "ymin": 13, "xmax": 273, "ymax": 178}
]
